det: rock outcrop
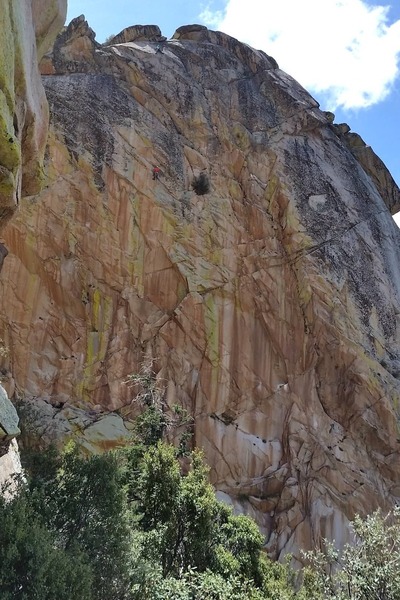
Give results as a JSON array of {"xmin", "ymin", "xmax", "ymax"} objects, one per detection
[
  {"xmin": 333, "ymin": 123, "xmax": 400, "ymax": 215},
  {"xmin": 0, "ymin": 0, "xmax": 66, "ymax": 476},
  {"xmin": 0, "ymin": 0, "xmax": 67, "ymax": 224},
  {"xmin": 0, "ymin": 385, "xmax": 20, "ymax": 458},
  {"xmin": 1, "ymin": 16, "xmax": 400, "ymax": 557}
]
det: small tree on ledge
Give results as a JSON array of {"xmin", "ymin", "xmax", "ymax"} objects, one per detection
[{"xmin": 192, "ymin": 172, "xmax": 210, "ymax": 195}]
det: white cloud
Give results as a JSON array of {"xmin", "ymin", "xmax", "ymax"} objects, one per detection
[
  {"xmin": 199, "ymin": 6, "xmax": 225, "ymax": 28},
  {"xmin": 199, "ymin": 0, "xmax": 400, "ymax": 110}
]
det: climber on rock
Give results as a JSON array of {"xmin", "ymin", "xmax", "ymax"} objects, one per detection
[{"xmin": 152, "ymin": 166, "xmax": 161, "ymax": 180}]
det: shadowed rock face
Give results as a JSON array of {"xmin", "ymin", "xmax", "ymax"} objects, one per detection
[
  {"xmin": 0, "ymin": 0, "xmax": 67, "ymax": 225},
  {"xmin": 1, "ymin": 17, "xmax": 400, "ymax": 557}
]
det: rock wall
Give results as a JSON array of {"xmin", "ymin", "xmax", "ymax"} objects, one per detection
[
  {"xmin": 1, "ymin": 17, "xmax": 400, "ymax": 557},
  {"xmin": 0, "ymin": 0, "xmax": 67, "ymax": 223},
  {"xmin": 0, "ymin": 0, "xmax": 66, "ymax": 470}
]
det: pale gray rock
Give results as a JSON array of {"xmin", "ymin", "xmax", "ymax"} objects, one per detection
[
  {"xmin": 333, "ymin": 125, "xmax": 400, "ymax": 214},
  {"xmin": 19, "ymin": 398, "xmax": 130, "ymax": 454},
  {"xmin": 0, "ymin": 386, "xmax": 19, "ymax": 439}
]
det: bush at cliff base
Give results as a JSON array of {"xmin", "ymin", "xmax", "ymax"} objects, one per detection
[
  {"xmin": 2, "ymin": 437, "xmax": 400, "ymax": 599},
  {"xmin": 302, "ymin": 507, "xmax": 400, "ymax": 600}
]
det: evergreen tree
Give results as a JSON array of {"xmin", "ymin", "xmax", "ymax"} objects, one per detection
[
  {"xmin": 23, "ymin": 443, "xmax": 133, "ymax": 600},
  {"xmin": 0, "ymin": 489, "xmax": 92, "ymax": 600}
]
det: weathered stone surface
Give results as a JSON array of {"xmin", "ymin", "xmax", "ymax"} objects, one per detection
[
  {"xmin": 40, "ymin": 15, "xmax": 99, "ymax": 75},
  {"xmin": 0, "ymin": 385, "xmax": 19, "ymax": 440},
  {"xmin": 0, "ymin": 0, "xmax": 67, "ymax": 226},
  {"xmin": 333, "ymin": 124, "xmax": 400, "ymax": 214},
  {"xmin": 1, "ymin": 19, "xmax": 400, "ymax": 558},
  {"xmin": 0, "ymin": 439, "xmax": 22, "ymax": 495},
  {"xmin": 106, "ymin": 24, "xmax": 164, "ymax": 45},
  {"xmin": 0, "ymin": 0, "xmax": 66, "ymax": 480},
  {"xmin": 32, "ymin": 0, "xmax": 68, "ymax": 60},
  {"xmin": 173, "ymin": 24, "xmax": 279, "ymax": 70},
  {"xmin": 20, "ymin": 398, "xmax": 130, "ymax": 454}
]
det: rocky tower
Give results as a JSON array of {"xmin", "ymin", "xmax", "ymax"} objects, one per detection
[{"xmin": 1, "ymin": 16, "xmax": 400, "ymax": 557}]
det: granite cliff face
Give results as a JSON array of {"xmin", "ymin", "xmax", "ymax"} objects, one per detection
[
  {"xmin": 1, "ymin": 16, "xmax": 400, "ymax": 557},
  {"xmin": 0, "ymin": 0, "xmax": 67, "ymax": 223},
  {"xmin": 0, "ymin": 0, "xmax": 66, "ymax": 474}
]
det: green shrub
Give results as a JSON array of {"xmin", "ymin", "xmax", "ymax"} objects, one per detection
[
  {"xmin": 303, "ymin": 508, "xmax": 400, "ymax": 600},
  {"xmin": 192, "ymin": 172, "xmax": 210, "ymax": 195}
]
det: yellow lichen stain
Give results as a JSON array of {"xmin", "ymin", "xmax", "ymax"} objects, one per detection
[
  {"xmin": 175, "ymin": 220, "xmax": 192, "ymax": 242},
  {"xmin": 191, "ymin": 106, "xmax": 207, "ymax": 129},
  {"xmin": 0, "ymin": 92, "xmax": 20, "ymax": 171},
  {"xmin": 374, "ymin": 338, "xmax": 386, "ymax": 360},
  {"xmin": 0, "ymin": 6, "xmax": 15, "ymax": 109},
  {"xmin": 129, "ymin": 196, "xmax": 145, "ymax": 295},
  {"xmin": 25, "ymin": 272, "xmax": 40, "ymax": 313},
  {"xmin": 76, "ymin": 289, "xmax": 113, "ymax": 402},
  {"xmin": 296, "ymin": 273, "xmax": 313, "ymax": 307},
  {"xmin": 0, "ymin": 4, "xmax": 19, "ymax": 172},
  {"xmin": 67, "ymin": 229, "xmax": 77, "ymax": 254},
  {"xmin": 264, "ymin": 174, "xmax": 280, "ymax": 207},
  {"xmin": 232, "ymin": 123, "xmax": 250, "ymax": 152},
  {"xmin": 91, "ymin": 288, "xmax": 102, "ymax": 331},
  {"xmin": 0, "ymin": 166, "xmax": 15, "ymax": 196},
  {"xmin": 228, "ymin": 179, "xmax": 243, "ymax": 201},
  {"xmin": 215, "ymin": 121, "xmax": 230, "ymax": 146},
  {"xmin": 204, "ymin": 293, "xmax": 220, "ymax": 360},
  {"xmin": 203, "ymin": 293, "xmax": 223, "ymax": 404},
  {"xmin": 85, "ymin": 331, "xmax": 99, "ymax": 367},
  {"xmin": 392, "ymin": 391, "xmax": 400, "ymax": 416},
  {"xmin": 177, "ymin": 279, "xmax": 188, "ymax": 305},
  {"xmin": 46, "ymin": 132, "xmax": 74, "ymax": 180}
]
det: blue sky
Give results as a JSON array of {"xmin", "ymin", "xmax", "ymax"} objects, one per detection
[{"xmin": 66, "ymin": 0, "xmax": 400, "ymax": 194}]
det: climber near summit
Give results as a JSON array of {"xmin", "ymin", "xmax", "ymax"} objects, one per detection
[
  {"xmin": 152, "ymin": 166, "xmax": 161, "ymax": 180},
  {"xmin": 155, "ymin": 43, "xmax": 163, "ymax": 53}
]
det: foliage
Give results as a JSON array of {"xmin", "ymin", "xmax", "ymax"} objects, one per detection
[
  {"xmin": 192, "ymin": 172, "xmax": 210, "ymax": 195},
  {"xmin": 147, "ymin": 569, "xmax": 266, "ymax": 599},
  {"xmin": 22, "ymin": 443, "xmax": 133, "ymax": 600},
  {"xmin": 4, "ymin": 439, "xmax": 282, "ymax": 599},
  {"xmin": 259, "ymin": 555, "xmax": 304, "ymax": 600},
  {"xmin": 303, "ymin": 508, "xmax": 400, "ymax": 600},
  {"xmin": 1, "ymin": 433, "xmax": 316, "ymax": 599},
  {"xmin": 13, "ymin": 420, "xmax": 400, "ymax": 599},
  {"xmin": 132, "ymin": 441, "xmax": 266, "ymax": 583},
  {"xmin": 218, "ymin": 513, "xmax": 264, "ymax": 584},
  {"xmin": 0, "ymin": 487, "xmax": 92, "ymax": 600},
  {"xmin": 134, "ymin": 404, "xmax": 168, "ymax": 446},
  {"xmin": 103, "ymin": 34, "xmax": 116, "ymax": 45},
  {"xmin": 126, "ymin": 365, "xmax": 193, "ymax": 452},
  {"xmin": 125, "ymin": 363, "xmax": 163, "ymax": 408}
]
